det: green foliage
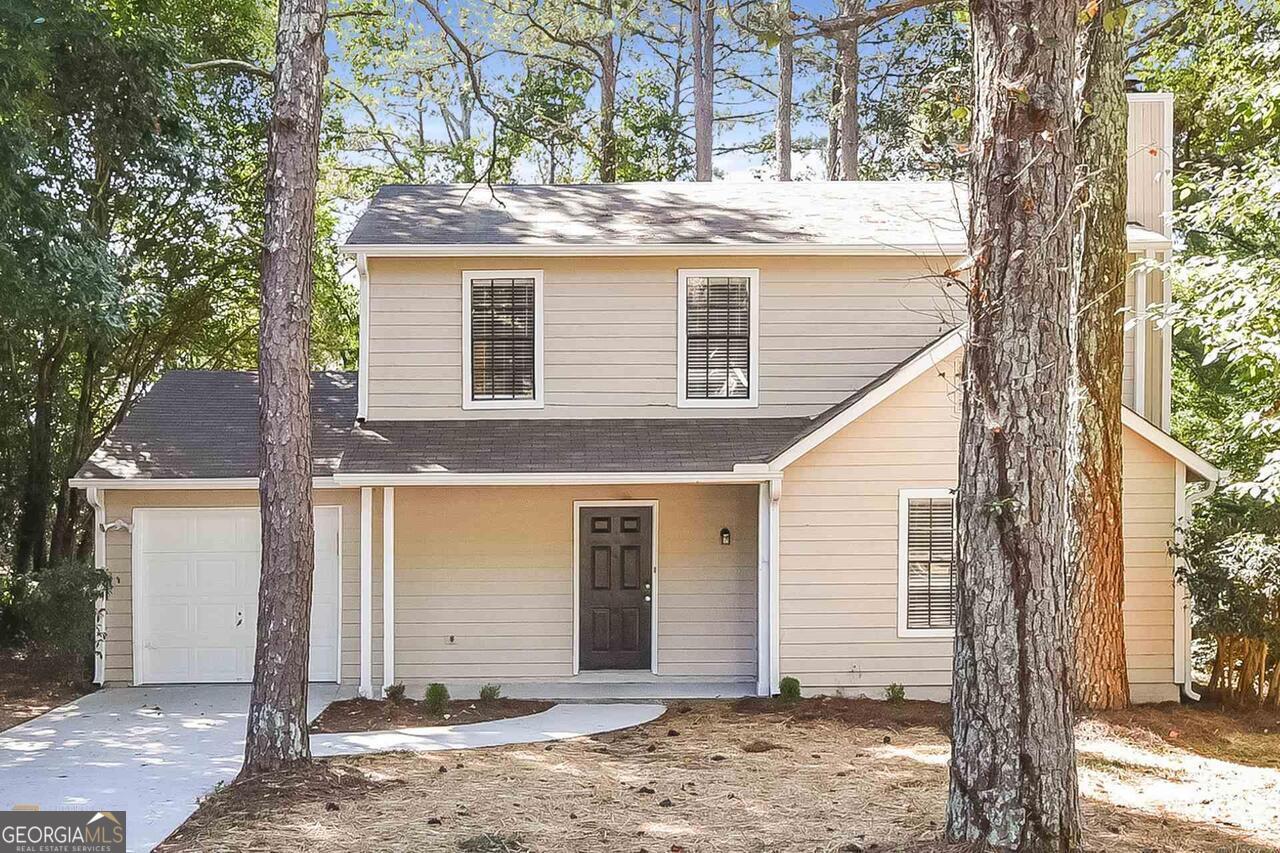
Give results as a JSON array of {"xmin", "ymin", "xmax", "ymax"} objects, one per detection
[
  {"xmin": 1172, "ymin": 492, "xmax": 1280, "ymax": 647},
  {"xmin": 479, "ymin": 682, "xmax": 502, "ymax": 701},
  {"xmin": 778, "ymin": 676, "xmax": 801, "ymax": 701},
  {"xmin": 0, "ymin": 559, "xmax": 111, "ymax": 660},
  {"xmin": 384, "ymin": 682, "xmax": 407, "ymax": 703},
  {"xmin": 425, "ymin": 682, "xmax": 450, "ymax": 714},
  {"xmin": 884, "ymin": 683, "xmax": 907, "ymax": 703},
  {"xmin": 612, "ymin": 73, "xmax": 691, "ymax": 181}
]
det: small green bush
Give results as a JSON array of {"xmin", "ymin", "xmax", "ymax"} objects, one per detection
[
  {"xmin": 425, "ymin": 682, "xmax": 450, "ymax": 714},
  {"xmin": 884, "ymin": 682, "xmax": 906, "ymax": 703},
  {"xmin": 778, "ymin": 676, "xmax": 802, "ymax": 701},
  {"xmin": 384, "ymin": 682, "xmax": 406, "ymax": 703},
  {"xmin": 0, "ymin": 559, "xmax": 111, "ymax": 665},
  {"xmin": 479, "ymin": 682, "xmax": 502, "ymax": 701}
]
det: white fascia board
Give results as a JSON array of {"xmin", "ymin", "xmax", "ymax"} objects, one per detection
[
  {"xmin": 1120, "ymin": 408, "xmax": 1220, "ymax": 482},
  {"xmin": 68, "ymin": 476, "xmax": 343, "ymax": 490},
  {"xmin": 771, "ymin": 327, "xmax": 967, "ymax": 470},
  {"xmin": 341, "ymin": 242, "xmax": 968, "ymax": 258},
  {"xmin": 333, "ymin": 470, "xmax": 781, "ymax": 487}
]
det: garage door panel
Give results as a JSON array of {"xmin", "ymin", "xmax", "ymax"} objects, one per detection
[{"xmin": 136, "ymin": 507, "xmax": 340, "ymax": 684}]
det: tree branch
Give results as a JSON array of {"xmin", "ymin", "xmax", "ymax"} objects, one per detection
[{"xmin": 182, "ymin": 59, "xmax": 272, "ymax": 81}]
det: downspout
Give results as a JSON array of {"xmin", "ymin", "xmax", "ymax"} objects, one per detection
[
  {"xmin": 85, "ymin": 487, "xmax": 106, "ymax": 685},
  {"xmin": 1177, "ymin": 474, "xmax": 1217, "ymax": 702}
]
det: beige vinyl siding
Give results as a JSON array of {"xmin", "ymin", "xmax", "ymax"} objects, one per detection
[
  {"xmin": 1121, "ymin": 253, "xmax": 1170, "ymax": 427},
  {"xmin": 386, "ymin": 484, "xmax": 757, "ymax": 687},
  {"xmin": 366, "ymin": 255, "xmax": 960, "ymax": 420},
  {"xmin": 777, "ymin": 354, "xmax": 1181, "ymax": 702},
  {"xmin": 99, "ymin": 488, "xmax": 363, "ymax": 685},
  {"xmin": 1126, "ymin": 95, "xmax": 1173, "ymax": 235}
]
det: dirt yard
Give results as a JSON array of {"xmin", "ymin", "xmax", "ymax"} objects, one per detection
[
  {"xmin": 0, "ymin": 648, "xmax": 93, "ymax": 731},
  {"xmin": 163, "ymin": 698, "xmax": 1280, "ymax": 852}
]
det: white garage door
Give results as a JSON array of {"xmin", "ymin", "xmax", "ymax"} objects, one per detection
[{"xmin": 134, "ymin": 506, "xmax": 341, "ymax": 684}]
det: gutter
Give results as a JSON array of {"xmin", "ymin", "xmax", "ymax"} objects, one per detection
[
  {"xmin": 1178, "ymin": 474, "xmax": 1217, "ymax": 702},
  {"xmin": 84, "ymin": 486, "xmax": 106, "ymax": 686}
]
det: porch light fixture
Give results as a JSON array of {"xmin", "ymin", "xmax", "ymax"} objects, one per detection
[{"xmin": 720, "ymin": 527, "xmax": 731, "ymax": 546}]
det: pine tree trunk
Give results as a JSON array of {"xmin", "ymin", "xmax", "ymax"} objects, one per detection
[
  {"xmin": 774, "ymin": 0, "xmax": 793, "ymax": 181},
  {"xmin": 1070, "ymin": 0, "xmax": 1130, "ymax": 712},
  {"xmin": 692, "ymin": 0, "xmax": 714, "ymax": 180},
  {"xmin": 598, "ymin": 0, "xmax": 618, "ymax": 182},
  {"xmin": 14, "ymin": 332, "xmax": 67, "ymax": 575},
  {"xmin": 947, "ymin": 0, "xmax": 1083, "ymax": 849},
  {"xmin": 836, "ymin": 0, "xmax": 863, "ymax": 180},
  {"xmin": 241, "ymin": 0, "xmax": 327, "ymax": 778},
  {"xmin": 826, "ymin": 63, "xmax": 841, "ymax": 181}
]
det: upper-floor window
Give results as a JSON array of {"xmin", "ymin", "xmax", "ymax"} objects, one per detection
[
  {"xmin": 897, "ymin": 488, "xmax": 956, "ymax": 637},
  {"xmin": 462, "ymin": 270, "xmax": 544, "ymax": 409},
  {"xmin": 677, "ymin": 268, "xmax": 759, "ymax": 408}
]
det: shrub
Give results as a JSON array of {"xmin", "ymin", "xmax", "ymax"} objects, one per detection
[
  {"xmin": 884, "ymin": 682, "xmax": 906, "ymax": 703},
  {"xmin": 778, "ymin": 676, "xmax": 801, "ymax": 701},
  {"xmin": 384, "ymin": 682, "xmax": 406, "ymax": 704},
  {"xmin": 479, "ymin": 682, "xmax": 502, "ymax": 701},
  {"xmin": 0, "ymin": 559, "xmax": 111, "ymax": 666},
  {"xmin": 424, "ymin": 682, "xmax": 450, "ymax": 714}
]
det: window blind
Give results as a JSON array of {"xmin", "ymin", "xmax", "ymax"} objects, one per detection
[
  {"xmin": 470, "ymin": 276, "xmax": 536, "ymax": 401},
  {"xmin": 904, "ymin": 497, "xmax": 956, "ymax": 630},
  {"xmin": 685, "ymin": 275, "xmax": 751, "ymax": 399}
]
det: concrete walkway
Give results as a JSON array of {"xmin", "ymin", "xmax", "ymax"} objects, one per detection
[
  {"xmin": 0, "ymin": 687, "xmax": 664, "ymax": 852},
  {"xmin": 312, "ymin": 702, "xmax": 665, "ymax": 756}
]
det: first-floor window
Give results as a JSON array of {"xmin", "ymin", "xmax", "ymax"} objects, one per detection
[
  {"xmin": 898, "ymin": 489, "xmax": 956, "ymax": 636},
  {"xmin": 463, "ymin": 270, "xmax": 543, "ymax": 409}
]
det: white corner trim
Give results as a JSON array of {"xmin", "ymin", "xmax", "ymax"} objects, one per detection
[
  {"xmin": 768, "ymin": 479, "xmax": 781, "ymax": 694},
  {"xmin": 571, "ymin": 500, "xmax": 660, "ymax": 677},
  {"xmin": 461, "ymin": 269, "xmax": 545, "ymax": 410},
  {"xmin": 1120, "ymin": 408, "xmax": 1219, "ymax": 482},
  {"xmin": 896, "ymin": 487, "xmax": 957, "ymax": 639},
  {"xmin": 756, "ymin": 483, "xmax": 771, "ymax": 697},
  {"xmin": 382, "ymin": 487, "xmax": 395, "ymax": 692},
  {"xmin": 676, "ymin": 268, "xmax": 760, "ymax": 409},
  {"xmin": 359, "ymin": 487, "xmax": 373, "ymax": 698},
  {"xmin": 772, "ymin": 327, "xmax": 966, "ymax": 469},
  {"xmin": 357, "ymin": 253, "xmax": 370, "ymax": 421},
  {"xmin": 86, "ymin": 487, "xmax": 106, "ymax": 685}
]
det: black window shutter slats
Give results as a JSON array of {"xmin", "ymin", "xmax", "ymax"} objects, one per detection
[
  {"xmin": 905, "ymin": 497, "xmax": 956, "ymax": 630},
  {"xmin": 685, "ymin": 275, "xmax": 750, "ymax": 399},
  {"xmin": 471, "ymin": 277, "xmax": 535, "ymax": 401}
]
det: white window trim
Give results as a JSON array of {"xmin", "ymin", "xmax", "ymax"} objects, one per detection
[
  {"xmin": 897, "ymin": 487, "xmax": 957, "ymax": 639},
  {"xmin": 461, "ymin": 269, "xmax": 545, "ymax": 410},
  {"xmin": 676, "ymin": 268, "xmax": 760, "ymax": 408}
]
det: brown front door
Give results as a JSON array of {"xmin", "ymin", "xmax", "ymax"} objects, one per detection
[{"xmin": 579, "ymin": 506, "xmax": 653, "ymax": 671}]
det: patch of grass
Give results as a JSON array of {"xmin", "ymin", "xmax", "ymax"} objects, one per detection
[{"xmin": 457, "ymin": 833, "xmax": 529, "ymax": 853}]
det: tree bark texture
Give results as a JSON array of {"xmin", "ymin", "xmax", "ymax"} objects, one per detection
[
  {"xmin": 947, "ymin": 0, "xmax": 1084, "ymax": 849},
  {"xmin": 1070, "ymin": 0, "xmax": 1130, "ymax": 712},
  {"xmin": 826, "ymin": 62, "xmax": 841, "ymax": 181},
  {"xmin": 242, "ymin": 0, "xmax": 327, "ymax": 778},
  {"xmin": 14, "ymin": 334, "xmax": 66, "ymax": 575},
  {"xmin": 692, "ymin": 0, "xmax": 714, "ymax": 180},
  {"xmin": 836, "ymin": 0, "xmax": 863, "ymax": 180},
  {"xmin": 598, "ymin": 0, "xmax": 618, "ymax": 182},
  {"xmin": 774, "ymin": 0, "xmax": 793, "ymax": 181}
]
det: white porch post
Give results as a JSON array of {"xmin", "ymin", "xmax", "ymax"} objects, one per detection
[
  {"xmin": 359, "ymin": 486, "xmax": 373, "ymax": 697},
  {"xmin": 382, "ymin": 486, "xmax": 395, "ymax": 691},
  {"xmin": 757, "ymin": 483, "xmax": 771, "ymax": 696},
  {"xmin": 769, "ymin": 478, "xmax": 782, "ymax": 695}
]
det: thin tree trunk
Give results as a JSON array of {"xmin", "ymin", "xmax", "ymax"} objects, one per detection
[
  {"xmin": 598, "ymin": 0, "xmax": 618, "ymax": 182},
  {"xmin": 50, "ymin": 342, "xmax": 102, "ymax": 563},
  {"xmin": 241, "ymin": 0, "xmax": 327, "ymax": 778},
  {"xmin": 947, "ymin": 0, "xmax": 1083, "ymax": 848},
  {"xmin": 692, "ymin": 0, "xmax": 714, "ymax": 180},
  {"xmin": 1070, "ymin": 0, "xmax": 1130, "ymax": 711},
  {"xmin": 14, "ymin": 332, "xmax": 67, "ymax": 575},
  {"xmin": 775, "ymin": 0, "xmax": 793, "ymax": 181},
  {"xmin": 826, "ymin": 62, "xmax": 841, "ymax": 180},
  {"xmin": 836, "ymin": 0, "xmax": 863, "ymax": 180}
]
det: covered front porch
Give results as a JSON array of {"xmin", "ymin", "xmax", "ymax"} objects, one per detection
[{"xmin": 348, "ymin": 479, "xmax": 782, "ymax": 700}]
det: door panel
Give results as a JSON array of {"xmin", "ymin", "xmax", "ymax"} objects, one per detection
[
  {"xmin": 579, "ymin": 506, "xmax": 653, "ymax": 670},
  {"xmin": 135, "ymin": 507, "xmax": 340, "ymax": 684}
]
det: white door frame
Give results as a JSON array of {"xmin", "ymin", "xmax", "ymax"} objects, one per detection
[
  {"xmin": 131, "ymin": 505, "xmax": 343, "ymax": 685},
  {"xmin": 571, "ymin": 500, "xmax": 659, "ymax": 676}
]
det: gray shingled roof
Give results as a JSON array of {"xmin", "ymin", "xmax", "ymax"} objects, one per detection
[
  {"xmin": 344, "ymin": 182, "xmax": 970, "ymax": 249},
  {"xmin": 343, "ymin": 417, "xmax": 811, "ymax": 474},
  {"xmin": 76, "ymin": 371, "xmax": 358, "ymax": 481}
]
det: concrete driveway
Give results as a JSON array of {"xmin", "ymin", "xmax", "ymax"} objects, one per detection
[{"xmin": 0, "ymin": 684, "xmax": 344, "ymax": 852}]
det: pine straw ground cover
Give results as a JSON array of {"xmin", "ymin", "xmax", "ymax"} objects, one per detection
[
  {"xmin": 161, "ymin": 698, "xmax": 1280, "ymax": 853},
  {"xmin": 0, "ymin": 648, "xmax": 93, "ymax": 732}
]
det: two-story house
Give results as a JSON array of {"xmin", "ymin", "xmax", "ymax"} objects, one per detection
[{"xmin": 73, "ymin": 94, "xmax": 1218, "ymax": 702}]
